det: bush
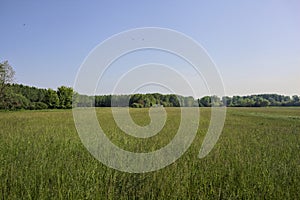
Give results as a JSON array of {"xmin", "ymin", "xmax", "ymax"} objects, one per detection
[
  {"xmin": 3, "ymin": 93, "xmax": 30, "ymax": 110},
  {"xmin": 30, "ymin": 102, "xmax": 48, "ymax": 110},
  {"xmin": 131, "ymin": 103, "xmax": 143, "ymax": 108}
]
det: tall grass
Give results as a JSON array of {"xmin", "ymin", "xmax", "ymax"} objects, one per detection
[{"xmin": 0, "ymin": 107, "xmax": 299, "ymax": 199}]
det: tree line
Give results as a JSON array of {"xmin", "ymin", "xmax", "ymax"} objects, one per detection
[
  {"xmin": 202, "ymin": 94, "xmax": 300, "ymax": 107},
  {"xmin": 0, "ymin": 83, "xmax": 74, "ymax": 110},
  {"xmin": 1, "ymin": 60, "xmax": 300, "ymax": 110},
  {"xmin": 1, "ymin": 83, "xmax": 299, "ymax": 110},
  {"xmin": 75, "ymin": 93, "xmax": 198, "ymax": 108},
  {"xmin": 75, "ymin": 93, "xmax": 300, "ymax": 108}
]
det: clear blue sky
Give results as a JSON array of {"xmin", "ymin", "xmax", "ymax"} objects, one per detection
[{"xmin": 1, "ymin": 0, "xmax": 299, "ymax": 96}]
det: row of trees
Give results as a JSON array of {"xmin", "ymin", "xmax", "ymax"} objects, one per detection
[
  {"xmin": 0, "ymin": 84, "xmax": 74, "ymax": 110},
  {"xmin": 74, "ymin": 93, "xmax": 197, "ymax": 108},
  {"xmin": 73, "ymin": 93, "xmax": 300, "ymax": 108},
  {"xmin": 200, "ymin": 94, "xmax": 300, "ymax": 107},
  {"xmin": 1, "ymin": 60, "xmax": 300, "ymax": 110},
  {"xmin": 1, "ymin": 84, "xmax": 300, "ymax": 110},
  {"xmin": 0, "ymin": 60, "xmax": 74, "ymax": 110}
]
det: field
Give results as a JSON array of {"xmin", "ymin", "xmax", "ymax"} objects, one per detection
[{"xmin": 0, "ymin": 107, "xmax": 299, "ymax": 199}]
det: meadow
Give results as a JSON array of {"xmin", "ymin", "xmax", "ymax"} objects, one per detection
[{"xmin": 0, "ymin": 107, "xmax": 299, "ymax": 199}]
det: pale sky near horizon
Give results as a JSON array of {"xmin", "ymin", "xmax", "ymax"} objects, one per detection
[{"xmin": 1, "ymin": 0, "xmax": 299, "ymax": 97}]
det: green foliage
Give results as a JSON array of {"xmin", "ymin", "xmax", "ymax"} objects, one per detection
[
  {"xmin": 9, "ymin": 84, "xmax": 47, "ymax": 103},
  {"xmin": 89, "ymin": 93, "xmax": 195, "ymax": 108},
  {"xmin": 199, "ymin": 96, "xmax": 211, "ymax": 107},
  {"xmin": 131, "ymin": 102, "xmax": 143, "ymax": 108},
  {"xmin": 0, "ymin": 108, "xmax": 299, "ymax": 199},
  {"xmin": 1, "ymin": 83, "xmax": 300, "ymax": 110},
  {"xmin": 75, "ymin": 94, "xmax": 94, "ymax": 107},
  {"xmin": 211, "ymin": 95, "xmax": 222, "ymax": 106},
  {"xmin": 44, "ymin": 89, "xmax": 60, "ymax": 108},
  {"xmin": 29, "ymin": 102, "xmax": 48, "ymax": 110},
  {"xmin": 0, "ymin": 92, "xmax": 30, "ymax": 110},
  {"xmin": 197, "ymin": 94, "xmax": 300, "ymax": 107},
  {"xmin": 94, "ymin": 95, "xmax": 112, "ymax": 107},
  {"xmin": 57, "ymin": 86, "xmax": 73, "ymax": 109},
  {"xmin": 127, "ymin": 93, "xmax": 190, "ymax": 107}
]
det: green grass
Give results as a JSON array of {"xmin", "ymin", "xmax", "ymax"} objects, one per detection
[{"xmin": 0, "ymin": 107, "xmax": 299, "ymax": 199}]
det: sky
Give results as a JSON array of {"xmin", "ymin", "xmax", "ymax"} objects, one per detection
[{"xmin": 0, "ymin": 0, "xmax": 299, "ymax": 97}]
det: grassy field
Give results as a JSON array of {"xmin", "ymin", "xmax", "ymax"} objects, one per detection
[{"xmin": 0, "ymin": 107, "xmax": 299, "ymax": 199}]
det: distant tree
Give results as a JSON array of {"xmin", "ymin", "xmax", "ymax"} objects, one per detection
[
  {"xmin": 111, "ymin": 95, "xmax": 130, "ymax": 107},
  {"xmin": 292, "ymin": 95, "xmax": 299, "ymax": 102},
  {"xmin": 238, "ymin": 97, "xmax": 255, "ymax": 107},
  {"xmin": 231, "ymin": 96, "xmax": 241, "ymax": 107},
  {"xmin": 131, "ymin": 102, "xmax": 143, "ymax": 108},
  {"xmin": 169, "ymin": 94, "xmax": 179, "ymax": 107},
  {"xmin": 95, "ymin": 95, "xmax": 112, "ymax": 107},
  {"xmin": 161, "ymin": 95, "xmax": 171, "ymax": 107},
  {"xmin": 244, "ymin": 98, "xmax": 255, "ymax": 107},
  {"xmin": 184, "ymin": 96, "xmax": 194, "ymax": 107},
  {"xmin": 76, "ymin": 94, "xmax": 94, "ymax": 107},
  {"xmin": 2, "ymin": 93, "xmax": 30, "ymax": 110},
  {"xmin": 0, "ymin": 61, "xmax": 15, "ymax": 106},
  {"xmin": 222, "ymin": 96, "xmax": 229, "ymax": 107},
  {"xmin": 57, "ymin": 86, "xmax": 73, "ymax": 109},
  {"xmin": 45, "ymin": 89, "xmax": 60, "ymax": 108},
  {"xmin": 283, "ymin": 96, "xmax": 291, "ymax": 105},
  {"xmin": 211, "ymin": 95, "xmax": 222, "ymax": 107},
  {"xmin": 255, "ymin": 97, "xmax": 270, "ymax": 107},
  {"xmin": 199, "ymin": 96, "xmax": 211, "ymax": 107},
  {"xmin": 30, "ymin": 102, "xmax": 48, "ymax": 110},
  {"xmin": 129, "ymin": 94, "xmax": 144, "ymax": 107}
]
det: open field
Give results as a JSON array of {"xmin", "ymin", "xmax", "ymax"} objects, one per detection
[{"xmin": 0, "ymin": 107, "xmax": 299, "ymax": 199}]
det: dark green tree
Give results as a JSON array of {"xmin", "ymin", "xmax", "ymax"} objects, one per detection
[
  {"xmin": 255, "ymin": 97, "xmax": 270, "ymax": 107},
  {"xmin": 290, "ymin": 95, "xmax": 300, "ymax": 106},
  {"xmin": 199, "ymin": 96, "xmax": 211, "ymax": 107},
  {"xmin": 57, "ymin": 86, "xmax": 74, "ymax": 109},
  {"xmin": 6, "ymin": 93, "xmax": 30, "ymax": 110},
  {"xmin": 222, "ymin": 96, "xmax": 232, "ymax": 107},
  {"xmin": 45, "ymin": 89, "xmax": 60, "ymax": 108}
]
